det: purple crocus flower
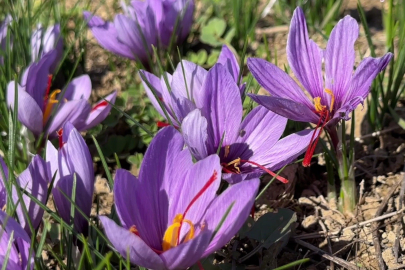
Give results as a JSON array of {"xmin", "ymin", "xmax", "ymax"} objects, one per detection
[
  {"xmin": 83, "ymin": 0, "xmax": 194, "ymax": 64},
  {"xmin": 0, "ymin": 15, "xmax": 12, "ymax": 65},
  {"xmin": 31, "ymin": 24, "xmax": 63, "ymax": 72},
  {"xmin": 99, "ymin": 126, "xmax": 259, "ymax": 269},
  {"xmin": 46, "ymin": 122, "xmax": 94, "ymax": 235},
  {"xmin": 0, "ymin": 155, "xmax": 50, "ymax": 235},
  {"xmin": 247, "ymin": 7, "xmax": 393, "ymax": 166},
  {"xmin": 141, "ymin": 45, "xmax": 244, "ymax": 127},
  {"xmin": 181, "ymin": 64, "xmax": 315, "ymax": 184},
  {"xmin": 7, "ymin": 49, "xmax": 117, "ymax": 138},
  {"xmin": 0, "ymin": 212, "xmax": 33, "ymax": 269}
]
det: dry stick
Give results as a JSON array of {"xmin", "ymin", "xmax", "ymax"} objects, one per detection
[
  {"xmin": 343, "ymin": 209, "xmax": 405, "ymax": 231},
  {"xmin": 394, "ymin": 169, "xmax": 405, "ymax": 261},
  {"xmin": 294, "ymin": 239, "xmax": 359, "ymax": 270},
  {"xmin": 371, "ymin": 179, "xmax": 402, "ymax": 270}
]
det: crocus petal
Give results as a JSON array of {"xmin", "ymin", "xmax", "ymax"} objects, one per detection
[
  {"xmin": 166, "ymin": 154, "xmax": 221, "ymax": 236},
  {"xmin": 136, "ymin": 126, "xmax": 185, "ymax": 249},
  {"xmin": 114, "ymin": 169, "xmax": 139, "ymax": 229},
  {"xmin": 7, "ymin": 81, "xmax": 44, "ymax": 135},
  {"xmin": 160, "ymin": 230, "xmax": 212, "ymax": 270},
  {"xmin": 99, "ymin": 216, "xmax": 165, "ymax": 269},
  {"xmin": 46, "ymin": 141, "xmax": 63, "ymax": 182},
  {"xmin": 325, "ymin": 15, "xmax": 359, "ymax": 108},
  {"xmin": 248, "ymin": 94, "xmax": 319, "ymax": 123},
  {"xmin": 247, "ymin": 58, "xmax": 314, "ymax": 108},
  {"xmin": 343, "ymin": 53, "xmax": 393, "ymax": 107},
  {"xmin": 233, "ymin": 106, "xmax": 287, "ymax": 159},
  {"xmin": 202, "ymin": 64, "xmax": 242, "ymax": 153},
  {"xmin": 80, "ymin": 91, "xmax": 117, "ymax": 130},
  {"xmin": 169, "ymin": 94, "xmax": 196, "ymax": 122},
  {"xmin": 287, "ymin": 7, "xmax": 324, "ymax": 100},
  {"xmin": 251, "ymin": 129, "xmax": 314, "ymax": 171},
  {"xmin": 63, "ymin": 74, "xmax": 92, "ymax": 101},
  {"xmin": 0, "ymin": 231, "xmax": 21, "ymax": 268},
  {"xmin": 202, "ymin": 179, "xmax": 260, "ymax": 256},
  {"xmin": 217, "ymin": 45, "xmax": 240, "ymax": 84},
  {"xmin": 46, "ymin": 99, "xmax": 91, "ymax": 137},
  {"xmin": 171, "ymin": 60, "xmax": 208, "ymax": 108},
  {"xmin": 14, "ymin": 155, "xmax": 50, "ymax": 234},
  {"xmin": 0, "ymin": 157, "xmax": 8, "ymax": 209},
  {"xmin": 52, "ymin": 174, "xmax": 90, "ymax": 235},
  {"xmin": 83, "ymin": 12, "xmax": 135, "ymax": 60},
  {"xmin": 181, "ymin": 109, "xmax": 209, "ymax": 160}
]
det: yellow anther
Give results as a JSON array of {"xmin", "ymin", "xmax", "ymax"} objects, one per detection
[
  {"xmin": 324, "ymin": 88, "xmax": 335, "ymax": 112},
  {"xmin": 43, "ymin": 89, "xmax": 61, "ymax": 124},
  {"xmin": 313, "ymin": 97, "xmax": 325, "ymax": 113},
  {"xmin": 162, "ymin": 214, "xmax": 195, "ymax": 251},
  {"xmin": 226, "ymin": 158, "xmax": 241, "ymax": 173},
  {"xmin": 129, "ymin": 225, "xmax": 139, "ymax": 235}
]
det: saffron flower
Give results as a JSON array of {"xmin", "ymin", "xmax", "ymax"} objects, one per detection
[
  {"xmin": 0, "ymin": 155, "xmax": 50, "ymax": 235},
  {"xmin": 141, "ymin": 45, "xmax": 244, "ymax": 127},
  {"xmin": 181, "ymin": 64, "xmax": 314, "ymax": 184},
  {"xmin": 247, "ymin": 7, "xmax": 393, "ymax": 166},
  {"xmin": 31, "ymin": 24, "xmax": 63, "ymax": 72},
  {"xmin": 0, "ymin": 212, "xmax": 33, "ymax": 269},
  {"xmin": 46, "ymin": 122, "xmax": 94, "ymax": 235},
  {"xmin": 84, "ymin": 0, "xmax": 194, "ymax": 64},
  {"xmin": 7, "ymin": 49, "xmax": 116, "ymax": 138},
  {"xmin": 99, "ymin": 127, "xmax": 259, "ymax": 269},
  {"xmin": 0, "ymin": 15, "xmax": 12, "ymax": 65}
]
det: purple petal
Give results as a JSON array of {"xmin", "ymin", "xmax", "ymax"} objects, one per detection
[
  {"xmin": 46, "ymin": 99, "xmax": 91, "ymax": 137},
  {"xmin": 171, "ymin": 60, "xmax": 208, "ymax": 108},
  {"xmin": 83, "ymin": 12, "xmax": 135, "ymax": 60},
  {"xmin": 160, "ymin": 230, "xmax": 211, "ymax": 269},
  {"xmin": 46, "ymin": 141, "xmax": 60, "ymax": 181},
  {"xmin": 248, "ymin": 94, "xmax": 319, "ymax": 123},
  {"xmin": 0, "ymin": 157, "xmax": 8, "ymax": 209},
  {"xmin": 63, "ymin": 75, "xmax": 92, "ymax": 101},
  {"xmin": 181, "ymin": 109, "xmax": 209, "ymax": 160},
  {"xmin": 247, "ymin": 58, "xmax": 314, "ymax": 108},
  {"xmin": 169, "ymin": 94, "xmax": 196, "ymax": 122},
  {"xmin": 80, "ymin": 91, "xmax": 117, "ymax": 131},
  {"xmin": 217, "ymin": 45, "xmax": 240, "ymax": 84},
  {"xmin": 113, "ymin": 169, "xmax": 139, "ymax": 229},
  {"xmin": 252, "ymin": 129, "xmax": 314, "ymax": 171},
  {"xmin": 325, "ymin": 15, "xmax": 359, "ymax": 109},
  {"xmin": 287, "ymin": 7, "xmax": 324, "ymax": 99},
  {"xmin": 99, "ymin": 216, "xmax": 165, "ymax": 269},
  {"xmin": 233, "ymin": 106, "xmax": 287, "ymax": 159},
  {"xmin": 202, "ymin": 179, "xmax": 260, "ymax": 256},
  {"xmin": 202, "ymin": 64, "xmax": 242, "ymax": 153},
  {"xmin": 137, "ymin": 127, "xmax": 185, "ymax": 249},
  {"xmin": 7, "ymin": 81, "xmax": 44, "ymax": 135},
  {"xmin": 342, "ymin": 53, "xmax": 393, "ymax": 109},
  {"xmin": 14, "ymin": 155, "xmax": 50, "ymax": 234}
]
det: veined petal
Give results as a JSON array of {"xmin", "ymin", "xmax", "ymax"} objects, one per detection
[
  {"xmin": 160, "ymin": 230, "xmax": 212, "ymax": 270},
  {"xmin": 99, "ymin": 216, "xmax": 165, "ymax": 269},
  {"xmin": 83, "ymin": 12, "xmax": 135, "ymax": 60},
  {"xmin": 7, "ymin": 81, "xmax": 43, "ymax": 135},
  {"xmin": 202, "ymin": 64, "xmax": 242, "ymax": 153},
  {"xmin": 325, "ymin": 15, "xmax": 359, "ymax": 109},
  {"xmin": 217, "ymin": 45, "xmax": 240, "ymax": 84},
  {"xmin": 202, "ymin": 179, "xmax": 259, "ymax": 257},
  {"xmin": 287, "ymin": 7, "xmax": 324, "ymax": 99},
  {"xmin": 248, "ymin": 94, "xmax": 319, "ymax": 123},
  {"xmin": 247, "ymin": 58, "xmax": 314, "ymax": 108},
  {"xmin": 63, "ymin": 74, "xmax": 92, "ymax": 101},
  {"xmin": 181, "ymin": 109, "xmax": 209, "ymax": 160},
  {"xmin": 171, "ymin": 60, "xmax": 208, "ymax": 108},
  {"xmin": 80, "ymin": 91, "xmax": 117, "ymax": 131},
  {"xmin": 0, "ymin": 157, "xmax": 8, "ymax": 209}
]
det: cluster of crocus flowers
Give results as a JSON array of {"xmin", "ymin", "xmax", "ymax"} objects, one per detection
[
  {"xmin": 84, "ymin": 0, "xmax": 194, "ymax": 65},
  {"xmin": 248, "ymin": 7, "xmax": 393, "ymax": 166},
  {"xmin": 100, "ymin": 127, "xmax": 259, "ymax": 269},
  {"xmin": 0, "ymin": 212, "xmax": 33, "ymax": 270},
  {"xmin": 140, "ymin": 45, "xmax": 244, "ymax": 127},
  {"xmin": 46, "ymin": 122, "xmax": 95, "ymax": 235},
  {"xmin": 7, "ymin": 48, "xmax": 116, "ymax": 138}
]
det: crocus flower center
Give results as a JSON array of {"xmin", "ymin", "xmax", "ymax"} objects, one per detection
[
  {"xmin": 221, "ymin": 157, "xmax": 288, "ymax": 183},
  {"xmin": 43, "ymin": 75, "xmax": 62, "ymax": 125},
  {"xmin": 129, "ymin": 170, "xmax": 218, "ymax": 253},
  {"xmin": 303, "ymin": 89, "xmax": 335, "ymax": 167}
]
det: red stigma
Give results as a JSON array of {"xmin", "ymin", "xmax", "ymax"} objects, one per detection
[
  {"xmin": 157, "ymin": 121, "xmax": 170, "ymax": 128},
  {"xmin": 303, "ymin": 110, "xmax": 330, "ymax": 167},
  {"xmin": 91, "ymin": 100, "xmax": 108, "ymax": 112},
  {"xmin": 197, "ymin": 261, "xmax": 205, "ymax": 270},
  {"xmin": 177, "ymin": 170, "xmax": 218, "ymax": 245},
  {"xmin": 43, "ymin": 74, "xmax": 53, "ymax": 110},
  {"xmin": 250, "ymin": 206, "xmax": 255, "ymax": 219},
  {"xmin": 57, "ymin": 128, "xmax": 64, "ymax": 149}
]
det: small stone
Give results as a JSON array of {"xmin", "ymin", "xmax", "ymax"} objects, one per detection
[
  {"xmin": 301, "ymin": 215, "xmax": 318, "ymax": 230},
  {"xmin": 260, "ymin": 204, "xmax": 268, "ymax": 210}
]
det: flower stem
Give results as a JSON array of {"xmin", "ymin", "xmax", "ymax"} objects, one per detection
[{"xmin": 336, "ymin": 121, "xmax": 356, "ymax": 214}]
